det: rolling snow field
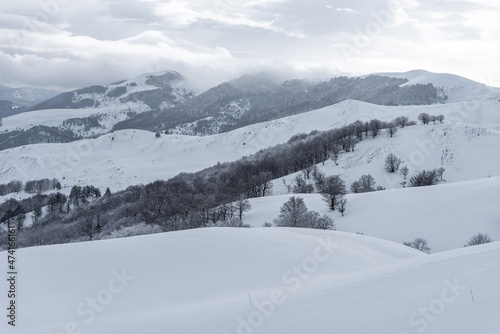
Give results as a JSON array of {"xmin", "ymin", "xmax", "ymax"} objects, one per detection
[
  {"xmin": 1, "ymin": 99, "xmax": 499, "ymax": 193},
  {"xmin": 0, "ymin": 71, "xmax": 499, "ymax": 334},
  {"xmin": 0, "ymin": 228, "xmax": 498, "ymax": 334}
]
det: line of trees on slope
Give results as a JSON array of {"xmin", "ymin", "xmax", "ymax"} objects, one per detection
[
  {"xmin": 0, "ymin": 178, "xmax": 61, "ymax": 196},
  {"xmin": 0, "ymin": 185, "xmax": 102, "ymax": 230},
  {"xmin": 0, "ymin": 114, "xmax": 423, "ymax": 248}
]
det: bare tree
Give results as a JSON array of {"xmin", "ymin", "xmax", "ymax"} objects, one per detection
[
  {"xmin": 408, "ymin": 169, "xmax": 441, "ymax": 187},
  {"xmin": 317, "ymin": 175, "xmax": 346, "ymax": 211},
  {"xmin": 404, "ymin": 237, "xmax": 431, "ymax": 253},
  {"xmin": 436, "ymin": 167, "xmax": 445, "ymax": 181},
  {"xmin": 351, "ymin": 174, "xmax": 376, "ymax": 193},
  {"xmin": 384, "ymin": 153, "xmax": 402, "ymax": 173},
  {"xmin": 400, "ymin": 166, "xmax": 409, "ymax": 180},
  {"xmin": 338, "ymin": 197, "xmax": 347, "ymax": 217},
  {"xmin": 273, "ymin": 196, "xmax": 309, "ymax": 227},
  {"xmin": 387, "ymin": 123, "xmax": 398, "ymax": 137},
  {"xmin": 310, "ymin": 212, "xmax": 335, "ymax": 230},
  {"xmin": 436, "ymin": 115, "xmax": 445, "ymax": 123},
  {"xmin": 394, "ymin": 116, "xmax": 409, "ymax": 128},
  {"xmin": 330, "ymin": 143, "xmax": 341, "ymax": 165},
  {"xmin": 293, "ymin": 175, "xmax": 314, "ymax": 194},
  {"xmin": 235, "ymin": 196, "xmax": 252, "ymax": 221},
  {"xmin": 417, "ymin": 113, "xmax": 431, "ymax": 124},
  {"xmin": 369, "ymin": 119, "xmax": 382, "ymax": 137},
  {"xmin": 464, "ymin": 233, "xmax": 493, "ymax": 247}
]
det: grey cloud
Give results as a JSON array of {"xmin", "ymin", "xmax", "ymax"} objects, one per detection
[{"xmin": 0, "ymin": 0, "xmax": 498, "ymax": 90}]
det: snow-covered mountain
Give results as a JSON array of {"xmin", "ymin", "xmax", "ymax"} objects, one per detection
[
  {"xmin": 1, "ymin": 227, "xmax": 498, "ymax": 334},
  {"xmin": 1, "ymin": 98, "xmax": 499, "ymax": 193},
  {"xmin": 113, "ymin": 72, "xmax": 447, "ymax": 135},
  {"xmin": 29, "ymin": 70, "xmax": 197, "ymax": 111},
  {"xmin": 0, "ymin": 71, "xmax": 198, "ymax": 148},
  {"xmin": 377, "ymin": 69, "xmax": 500, "ymax": 102},
  {"xmin": 0, "ymin": 100, "xmax": 27, "ymax": 118},
  {"xmin": 0, "ymin": 84, "xmax": 60, "ymax": 108},
  {"xmin": 2, "ymin": 69, "xmax": 497, "ymax": 151},
  {"xmin": 1, "ymin": 69, "xmax": 499, "ymax": 334}
]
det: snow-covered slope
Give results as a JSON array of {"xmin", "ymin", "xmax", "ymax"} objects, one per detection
[
  {"xmin": 0, "ymin": 71, "xmax": 198, "ymax": 140},
  {"xmin": 0, "ymin": 84, "xmax": 60, "ymax": 107},
  {"xmin": 377, "ymin": 69, "xmax": 500, "ymax": 102},
  {"xmin": 1, "ymin": 228, "xmax": 498, "ymax": 334},
  {"xmin": 1, "ymin": 99, "xmax": 499, "ymax": 192},
  {"xmin": 0, "ymin": 106, "xmax": 143, "ymax": 137},
  {"xmin": 244, "ymin": 177, "xmax": 500, "ymax": 252},
  {"xmin": 29, "ymin": 70, "xmax": 197, "ymax": 112}
]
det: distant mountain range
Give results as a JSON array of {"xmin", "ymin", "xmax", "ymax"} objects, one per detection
[
  {"xmin": 0, "ymin": 69, "xmax": 499, "ymax": 151},
  {"xmin": 29, "ymin": 70, "xmax": 197, "ymax": 112},
  {"xmin": 112, "ymin": 72, "xmax": 449, "ymax": 135},
  {"xmin": 0, "ymin": 100, "xmax": 28, "ymax": 118},
  {"xmin": 0, "ymin": 85, "xmax": 60, "ymax": 108}
]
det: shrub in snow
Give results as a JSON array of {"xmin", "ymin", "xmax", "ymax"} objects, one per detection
[
  {"xmin": 464, "ymin": 233, "xmax": 493, "ymax": 247},
  {"xmin": 350, "ymin": 174, "xmax": 377, "ymax": 193},
  {"xmin": 384, "ymin": 153, "xmax": 401, "ymax": 173},
  {"xmin": 408, "ymin": 169, "xmax": 443, "ymax": 187},
  {"xmin": 403, "ymin": 237, "xmax": 431, "ymax": 253}
]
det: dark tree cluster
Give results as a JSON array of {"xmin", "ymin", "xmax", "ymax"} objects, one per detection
[
  {"xmin": 350, "ymin": 174, "xmax": 382, "ymax": 193},
  {"xmin": 62, "ymin": 115, "xmax": 103, "ymax": 132},
  {"xmin": 403, "ymin": 237, "xmax": 431, "ymax": 253},
  {"xmin": 417, "ymin": 113, "xmax": 445, "ymax": 125},
  {"xmin": 0, "ymin": 180, "xmax": 23, "ymax": 196},
  {"xmin": 0, "ymin": 194, "xmax": 48, "ymax": 228},
  {"xmin": 408, "ymin": 168, "xmax": 445, "ymax": 187},
  {"xmin": 24, "ymin": 178, "xmax": 61, "ymax": 194},
  {"xmin": 69, "ymin": 185, "xmax": 101, "ymax": 206},
  {"xmin": 0, "ymin": 125, "xmax": 81, "ymax": 151}
]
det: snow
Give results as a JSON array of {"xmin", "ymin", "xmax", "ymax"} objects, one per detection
[
  {"xmin": 0, "ymin": 70, "xmax": 197, "ymax": 138},
  {"xmin": 0, "ymin": 105, "xmax": 147, "ymax": 136},
  {"xmin": 1, "ymin": 227, "xmax": 498, "ymax": 334},
  {"xmin": 1, "ymin": 99, "xmax": 499, "ymax": 193},
  {"xmin": 1, "ymin": 71, "xmax": 499, "ymax": 334},
  {"xmin": 244, "ymin": 176, "xmax": 500, "ymax": 252},
  {"xmin": 376, "ymin": 69, "xmax": 500, "ymax": 102}
]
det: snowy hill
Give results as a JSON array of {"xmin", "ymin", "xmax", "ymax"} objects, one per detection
[
  {"xmin": 1, "ymin": 99, "xmax": 499, "ymax": 192},
  {"xmin": 1, "ymin": 70, "xmax": 495, "ymax": 150},
  {"xmin": 0, "ymin": 71, "xmax": 198, "ymax": 147},
  {"xmin": 0, "ymin": 100, "xmax": 28, "ymax": 118},
  {"xmin": 1, "ymin": 227, "xmax": 498, "ymax": 334},
  {"xmin": 29, "ymin": 70, "xmax": 197, "ymax": 111},
  {"xmin": 377, "ymin": 69, "xmax": 500, "ymax": 102},
  {"xmin": 0, "ymin": 84, "xmax": 60, "ymax": 107},
  {"xmin": 244, "ymin": 177, "xmax": 500, "ymax": 252},
  {"xmin": 0, "ymin": 107, "xmax": 140, "ymax": 137},
  {"xmin": 113, "ymin": 72, "xmax": 447, "ymax": 135}
]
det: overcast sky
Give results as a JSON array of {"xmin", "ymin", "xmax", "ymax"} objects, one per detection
[{"xmin": 0, "ymin": 0, "xmax": 499, "ymax": 90}]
